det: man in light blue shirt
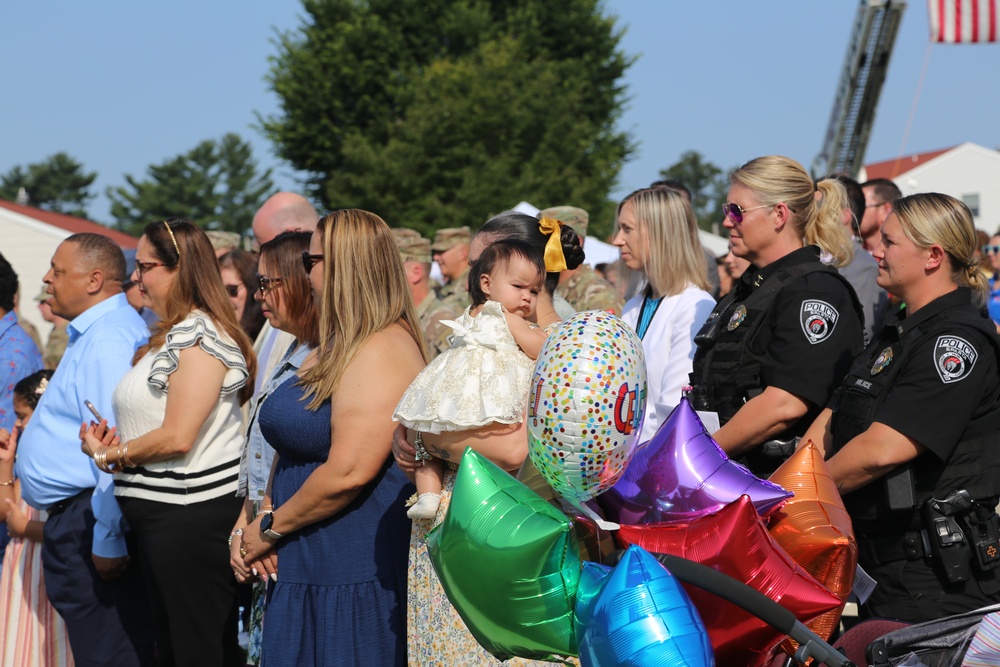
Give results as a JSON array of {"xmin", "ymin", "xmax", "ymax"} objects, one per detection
[{"xmin": 12, "ymin": 233, "xmax": 154, "ymax": 666}]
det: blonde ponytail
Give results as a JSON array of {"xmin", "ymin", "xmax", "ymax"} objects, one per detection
[{"xmin": 809, "ymin": 179, "xmax": 855, "ymax": 268}]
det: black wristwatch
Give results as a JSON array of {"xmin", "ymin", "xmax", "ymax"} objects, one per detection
[{"xmin": 260, "ymin": 512, "xmax": 284, "ymax": 540}]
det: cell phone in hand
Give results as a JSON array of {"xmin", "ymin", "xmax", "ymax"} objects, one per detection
[{"xmin": 84, "ymin": 400, "xmax": 104, "ymax": 423}]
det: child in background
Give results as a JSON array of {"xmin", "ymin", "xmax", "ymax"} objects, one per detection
[
  {"xmin": 0, "ymin": 369, "xmax": 73, "ymax": 667},
  {"xmin": 394, "ymin": 240, "xmax": 548, "ymax": 518}
]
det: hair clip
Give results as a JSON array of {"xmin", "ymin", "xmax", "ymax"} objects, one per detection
[{"xmin": 34, "ymin": 377, "xmax": 49, "ymax": 396}]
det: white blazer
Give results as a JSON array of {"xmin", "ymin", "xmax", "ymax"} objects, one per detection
[{"xmin": 622, "ymin": 284, "xmax": 716, "ymax": 443}]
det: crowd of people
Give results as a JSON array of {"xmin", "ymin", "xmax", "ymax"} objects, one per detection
[{"xmin": 0, "ymin": 152, "xmax": 998, "ymax": 666}]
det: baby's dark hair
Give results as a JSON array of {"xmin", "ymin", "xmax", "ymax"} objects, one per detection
[
  {"xmin": 467, "ymin": 240, "xmax": 545, "ymax": 307},
  {"xmin": 13, "ymin": 370, "xmax": 55, "ymax": 412}
]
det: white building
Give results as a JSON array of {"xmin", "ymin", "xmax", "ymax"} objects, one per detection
[
  {"xmin": 860, "ymin": 142, "xmax": 1000, "ymax": 231},
  {"xmin": 0, "ymin": 200, "xmax": 137, "ymax": 342}
]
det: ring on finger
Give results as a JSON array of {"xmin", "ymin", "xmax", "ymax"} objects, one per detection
[{"xmin": 240, "ymin": 547, "xmax": 247, "ymax": 558}]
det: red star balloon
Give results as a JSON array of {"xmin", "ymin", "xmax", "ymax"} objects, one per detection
[
  {"xmin": 618, "ymin": 495, "xmax": 841, "ymax": 667},
  {"xmin": 768, "ymin": 441, "xmax": 856, "ymax": 651}
]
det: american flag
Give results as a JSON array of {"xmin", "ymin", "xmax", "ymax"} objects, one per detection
[{"xmin": 928, "ymin": 0, "xmax": 998, "ymax": 42}]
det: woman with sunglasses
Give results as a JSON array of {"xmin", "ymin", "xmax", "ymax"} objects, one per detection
[
  {"xmin": 983, "ymin": 232, "xmax": 1000, "ymax": 326},
  {"xmin": 238, "ymin": 210, "xmax": 422, "ymax": 666},
  {"xmin": 226, "ymin": 231, "xmax": 319, "ymax": 666},
  {"xmin": 81, "ymin": 218, "xmax": 257, "ymax": 666},
  {"xmin": 688, "ymin": 155, "xmax": 864, "ymax": 477},
  {"xmin": 612, "ymin": 187, "xmax": 716, "ymax": 443},
  {"xmin": 218, "ymin": 248, "xmax": 266, "ymax": 340},
  {"xmin": 801, "ymin": 193, "xmax": 1000, "ymax": 623}
]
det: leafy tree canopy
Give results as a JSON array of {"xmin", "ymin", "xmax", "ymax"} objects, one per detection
[
  {"xmin": 657, "ymin": 150, "xmax": 734, "ymax": 233},
  {"xmin": 107, "ymin": 133, "xmax": 275, "ymax": 236},
  {"xmin": 0, "ymin": 153, "xmax": 97, "ymax": 218},
  {"xmin": 260, "ymin": 0, "xmax": 634, "ymax": 238}
]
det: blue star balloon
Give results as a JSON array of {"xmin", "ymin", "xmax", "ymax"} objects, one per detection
[{"xmin": 575, "ymin": 546, "xmax": 714, "ymax": 667}]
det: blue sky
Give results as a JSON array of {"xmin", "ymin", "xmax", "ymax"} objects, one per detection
[{"xmin": 2, "ymin": 1, "xmax": 997, "ymax": 225}]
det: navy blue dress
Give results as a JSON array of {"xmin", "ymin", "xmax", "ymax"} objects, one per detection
[{"xmin": 258, "ymin": 377, "xmax": 413, "ymax": 666}]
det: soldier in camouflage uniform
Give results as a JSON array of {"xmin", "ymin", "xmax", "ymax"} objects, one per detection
[
  {"xmin": 393, "ymin": 229, "xmax": 460, "ymax": 359},
  {"xmin": 35, "ymin": 286, "xmax": 68, "ymax": 369},
  {"xmin": 431, "ymin": 227, "xmax": 471, "ymax": 313},
  {"xmin": 542, "ymin": 206, "xmax": 624, "ymax": 316}
]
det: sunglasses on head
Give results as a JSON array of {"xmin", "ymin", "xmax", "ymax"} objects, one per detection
[
  {"xmin": 983, "ymin": 245, "xmax": 1000, "ymax": 255},
  {"xmin": 722, "ymin": 202, "xmax": 772, "ymax": 224}
]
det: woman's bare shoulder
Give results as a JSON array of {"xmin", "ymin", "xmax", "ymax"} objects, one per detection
[{"xmin": 354, "ymin": 323, "xmax": 425, "ymax": 371}]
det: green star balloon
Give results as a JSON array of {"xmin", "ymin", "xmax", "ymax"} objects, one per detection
[{"xmin": 427, "ymin": 447, "xmax": 581, "ymax": 661}]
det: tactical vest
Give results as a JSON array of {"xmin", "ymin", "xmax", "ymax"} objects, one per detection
[
  {"xmin": 689, "ymin": 260, "xmax": 863, "ymax": 428},
  {"xmin": 832, "ymin": 303, "xmax": 1000, "ymax": 531}
]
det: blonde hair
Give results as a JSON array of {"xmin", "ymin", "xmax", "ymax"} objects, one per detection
[
  {"xmin": 891, "ymin": 193, "xmax": 987, "ymax": 307},
  {"xmin": 731, "ymin": 156, "xmax": 854, "ymax": 267},
  {"xmin": 299, "ymin": 209, "xmax": 427, "ymax": 410},
  {"xmin": 616, "ymin": 187, "xmax": 709, "ymax": 298}
]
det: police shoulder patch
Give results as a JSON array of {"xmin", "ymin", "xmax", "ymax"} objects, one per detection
[
  {"xmin": 799, "ymin": 299, "xmax": 839, "ymax": 345},
  {"xmin": 933, "ymin": 335, "xmax": 978, "ymax": 384}
]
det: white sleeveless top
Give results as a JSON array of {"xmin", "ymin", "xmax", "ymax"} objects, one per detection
[{"xmin": 112, "ymin": 310, "xmax": 249, "ymax": 505}]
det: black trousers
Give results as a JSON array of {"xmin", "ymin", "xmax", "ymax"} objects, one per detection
[
  {"xmin": 41, "ymin": 489, "xmax": 155, "ymax": 667},
  {"xmin": 119, "ymin": 494, "xmax": 244, "ymax": 667},
  {"xmin": 860, "ymin": 547, "xmax": 1000, "ymax": 623}
]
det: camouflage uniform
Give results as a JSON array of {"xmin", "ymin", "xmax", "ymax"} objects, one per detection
[
  {"xmin": 393, "ymin": 228, "xmax": 462, "ymax": 358},
  {"xmin": 436, "ymin": 268, "xmax": 470, "ymax": 314},
  {"xmin": 556, "ymin": 264, "xmax": 624, "ymax": 316},
  {"xmin": 415, "ymin": 292, "xmax": 459, "ymax": 359},
  {"xmin": 539, "ymin": 205, "xmax": 624, "ymax": 316},
  {"xmin": 43, "ymin": 322, "xmax": 69, "ymax": 370}
]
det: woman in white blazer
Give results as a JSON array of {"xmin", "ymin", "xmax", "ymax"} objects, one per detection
[{"xmin": 612, "ymin": 187, "xmax": 716, "ymax": 442}]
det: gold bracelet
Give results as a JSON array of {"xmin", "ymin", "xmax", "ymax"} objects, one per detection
[
  {"xmin": 121, "ymin": 440, "xmax": 136, "ymax": 468},
  {"xmin": 0, "ymin": 477, "xmax": 15, "ymax": 486}
]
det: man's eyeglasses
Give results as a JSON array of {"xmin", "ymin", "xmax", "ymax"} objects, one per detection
[
  {"xmin": 257, "ymin": 274, "xmax": 284, "ymax": 295},
  {"xmin": 135, "ymin": 260, "xmax": 168, "ymax": 278},
  {"xmin": 865, "ymin": 203, "xmax": 885, "ymax": 208},
  {"xmin": 224, "ymin": 284, "xmax": 242, "ymax": 298},
  {"xmin": 723, "ymin": 202, "xmax": 772, "ymax": 224},
  {"xmin": 302, "ymin": 251, "xmax": 324, "ymax": 273},
  {"xmin": 983, "ymin": 245, "xmax": 1000, "ymax": 255}
]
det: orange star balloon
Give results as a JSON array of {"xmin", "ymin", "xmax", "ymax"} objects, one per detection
[{"xmin": 767, "ymin": 441, "xmax": 857, "ymax": 650}]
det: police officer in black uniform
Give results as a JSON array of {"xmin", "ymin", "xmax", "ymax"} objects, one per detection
[
  {"xmin": 803, "ymin": 193, "xmax": 1000, "ymax": 623},
  {"xmin": 689, "ymin": 156, "xmax": 864, "ymax": 476}
]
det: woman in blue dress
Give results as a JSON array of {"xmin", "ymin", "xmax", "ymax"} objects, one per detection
[{"xmin": 240, "ymin": 209, "xmax": 425, "ymax": 666}]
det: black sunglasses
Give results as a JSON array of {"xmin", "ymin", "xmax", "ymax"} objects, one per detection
[
  {"xmin": 302, "ymin": 251, "xmax": 324, "ymax": 273},
  {"xmin": 224, "ymin": 284, "xmax": 242, "ymax": 298}
]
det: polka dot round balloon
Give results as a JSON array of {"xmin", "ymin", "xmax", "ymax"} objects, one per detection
[{"xmin": 528, "ymin": 310, "xmax": 647, "ymax": 507}]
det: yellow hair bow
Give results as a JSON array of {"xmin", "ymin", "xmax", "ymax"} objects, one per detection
[{"xmin": 538, "ymin": 217, "xmax": 567, "ymax": 273}]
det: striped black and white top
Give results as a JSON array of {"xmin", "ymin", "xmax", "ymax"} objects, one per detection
[{"xmin": 112, "ymin": 310, "xmax": 249, "ymax": 505}]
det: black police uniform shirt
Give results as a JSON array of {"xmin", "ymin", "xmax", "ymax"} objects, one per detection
[
  {"xmin": 830, "ymin": 288, "xmax": 1000, "ymax": 524},
  {"xmin": 727, "ymin": 246, "xmax": 863, "ymax": 432}
]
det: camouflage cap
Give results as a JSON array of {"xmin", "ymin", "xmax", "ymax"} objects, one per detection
[
  {"xmin": 205, "ymin": 230, "xmax": 241, "ymax": 252},
  {"xmin": 393, "ymin": 228, "xmax": 432, "ymax": 264},
  {"xmin": 431, "ymin": 226, "xmax": 471, "ymax": 252},
  {"xmin": 539, "ymin": 206, "xmax": 589, "ymax": 238}
]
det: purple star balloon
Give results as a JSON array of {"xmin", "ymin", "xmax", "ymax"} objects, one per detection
[{"xmin": 596, "ymin": 398, "xmax": 791, "ymax": 524}]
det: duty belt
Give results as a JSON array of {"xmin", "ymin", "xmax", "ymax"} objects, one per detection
[{"xmin": 859, "ymin": 530, "xmax": 931, "ymax": 565}]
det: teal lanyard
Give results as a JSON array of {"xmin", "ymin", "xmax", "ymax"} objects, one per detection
[{"xmin": 636, "ymin": 293, "xmax": 664, "ymax": 340}]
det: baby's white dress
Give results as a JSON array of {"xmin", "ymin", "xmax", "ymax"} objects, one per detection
[{"xmin": 394, "ymin": 300, "xmax": 535, "ymax": 433}]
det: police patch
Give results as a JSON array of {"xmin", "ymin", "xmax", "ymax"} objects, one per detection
[
  {"xmin": 934, "ymin": 335, "xmax": 978, "ymax": 384},
  {"xmin": 799, "ymin": 299, "xmax": 839, "ymax": 345},
  {"xmin": 727, "ymin": 305, "xmax": 748, "ymax": 331}
]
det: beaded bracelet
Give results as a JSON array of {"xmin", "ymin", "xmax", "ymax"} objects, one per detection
[{"xmin": 228, "ymin": 528, "xmax": 244, "ymax": 547}]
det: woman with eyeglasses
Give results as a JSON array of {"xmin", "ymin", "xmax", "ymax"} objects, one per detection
[
  {"xmin": 983, "ymin": 232, "xmax": 1000, "ymax": 326},
  {"xmin": 688, "ymin": 155, "xmax": 864, "ymax": 477},
  {"xmin": 80, "ymin": 218, "xmax": 257, "ymax": 666},
  {"xmin": 801, "ymin": 193, "xmax": 1000, "ymax": 623},
  {"xmin": 611, "ymin": 187, "xmax": 717, "ymax": 443},
  {"xmin": 225, "ymin": 231, "xmax": 319, "ymax": 666},
  {"xmin": 218, "ymin": 248, "xmax": 266, "ymax": 340},
  {"xmin": 238, "ymin": 210, "xmax": 421, "ymax": 666}
]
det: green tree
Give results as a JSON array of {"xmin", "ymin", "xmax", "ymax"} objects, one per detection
[
  {"xmin": 107, "ymin": 133, "xmax": 275, "ymax": 235},
  {"xmin": 260, "ymin": 0, "xmax": 634, "ymax": 236},
  {"xmin": 0, "ymin": 153, "xmax": 97, "ymax": 218},
  {"xmin": 658, "ymin": 150, "xmax": 732, "ymax": 232}
]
